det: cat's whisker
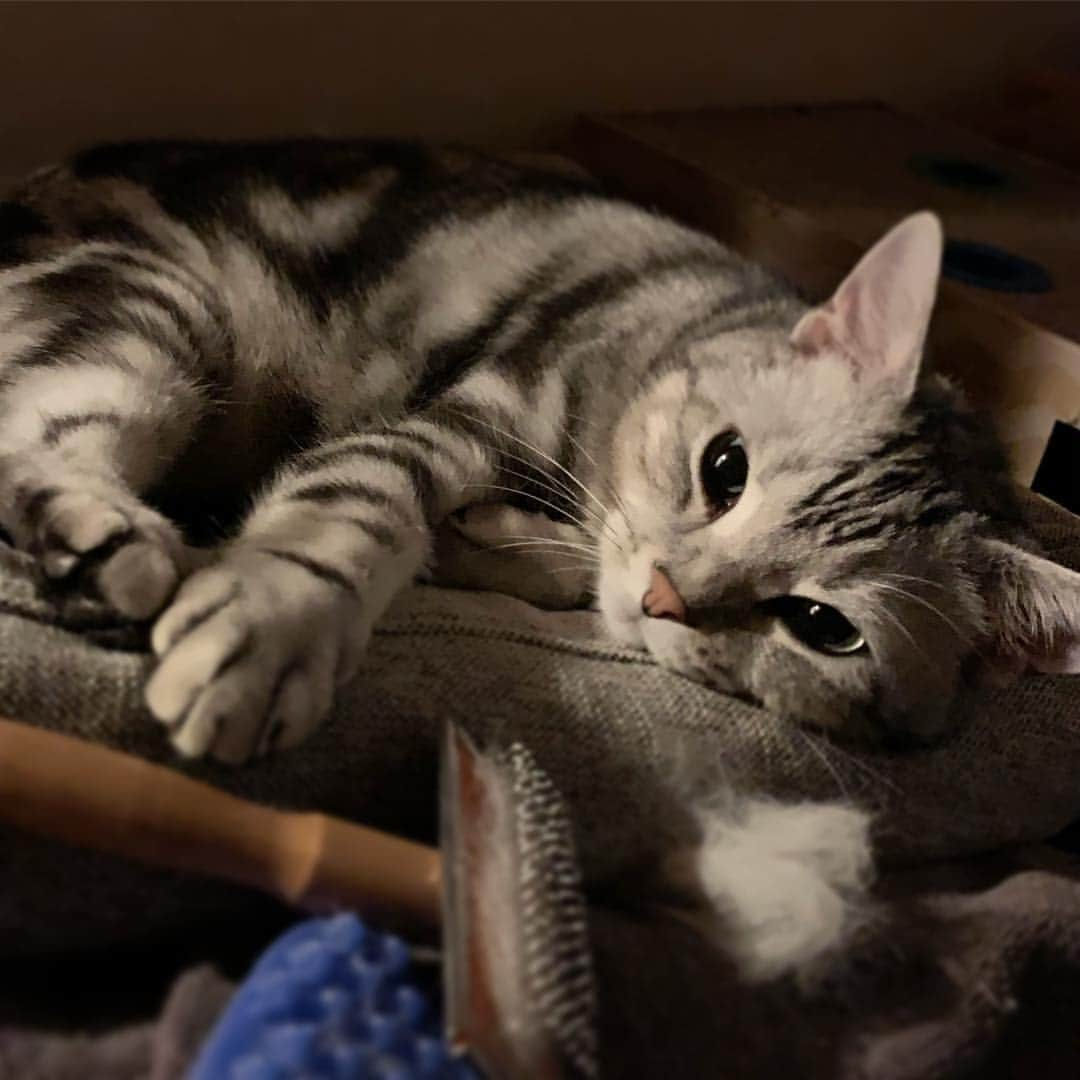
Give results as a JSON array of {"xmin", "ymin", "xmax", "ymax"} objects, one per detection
[
  {"xmin": 463, "ymin": 436, "xmax": 625, "ymax": 551},
  {"xmin": 863, "ymin": 594, "xmax": 937, "ymax": 673},
  {"xmin": 878, "ymin": 572, "xmax": 954, "ymax": 594},
  {"xmin": 463, "ymin": 482, "xmax": 601, "ymax": 544},
  {"xmin": 486, "ymin": 460, "xmax": 621, "ymax": 547},
  {"xmin": 485, "ymin": 540, "xmax": 601, "ymax": 561},
  {"xmin": 548, "ymin": 563, "xmax": 600, "ymax": 575},
  {"xmin": 794, "ymin": 728, "xmax": 852, "ymax": 801},
  {"xmin": 497, "ymin": 531, "xmax": 601, "ymax": 555},
  {"xmin": 872, "ymin": 581, "xmax": 969, "ymax": 642},
  {"xmin": 560, "ymin": 412, "xmax": 636, "ymax": 540},
  {"xmin": 805, "ymin": 736, "xmax": 903, "ymax": 797},
  {"xmin": 449, "ymin": 407, "xmax": 624, "ymax": 549}
]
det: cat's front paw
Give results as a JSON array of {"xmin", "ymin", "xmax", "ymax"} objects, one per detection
[
  {"xmin": 145, "ymin": 550, "xmax": 368, "ymax": 763},
  {"xmin": 10, "ymin": 478, "xmax": 186, "ymax": 621}
]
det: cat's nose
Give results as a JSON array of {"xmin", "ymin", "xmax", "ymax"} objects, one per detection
[{"xmin": 642, "ymin": 566, "xmax": 687, "ymax": 623}]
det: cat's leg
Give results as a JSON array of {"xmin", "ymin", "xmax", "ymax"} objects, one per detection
[
  {"xmin": 666, "ymin": 796, "xmax": 875, "ymax": 986},
  {"xmin": 431, "ymin": 503, "xmax": 594, "ymax": 609},
  {"xmin": 0, "ymin": 254, "xmax": 214, "ymax": 618},
  {"xmin": 146, "ymin": 406, "xmax": 503, "ymax": 762}
]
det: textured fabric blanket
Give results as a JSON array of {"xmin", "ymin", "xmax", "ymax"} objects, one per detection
[
  {"xmin": 0, "ymin": 495, "xmax": 1078, "ymax": 955},
  {"xmin": 0, "ymin": 492, "xmax": 1078, "ymax": 1076}
]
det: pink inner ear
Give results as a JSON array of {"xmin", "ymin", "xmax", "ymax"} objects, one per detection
[
  {"xmin": 791, "ymin": 308, "xmax": 836, "ymax": 355},
  {"xmin": 789, "ymin": 212, "xmax": 942, "ymax": 395}
]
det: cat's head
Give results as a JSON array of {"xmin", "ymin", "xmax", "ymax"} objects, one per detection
[{"xmin": 599, "ymin": 212, "xmax": 1080, "ymax": 743}]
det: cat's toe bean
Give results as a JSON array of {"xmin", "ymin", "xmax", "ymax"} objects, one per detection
[
  {"xmin": 18, "ymin": 482, "xmax": 186, "ymax": 620},
  {"xmin": 98, "ymin": 540, "xmax": 180, "ymax": 620}
]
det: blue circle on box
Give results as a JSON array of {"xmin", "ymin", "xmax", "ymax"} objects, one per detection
[{"xmin": 942, "ymin": 239, "xmax": 1053, "ymax": 295}]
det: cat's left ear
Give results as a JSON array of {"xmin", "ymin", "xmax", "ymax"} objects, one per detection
[
  {"xmin": 791, "ymin": 212, "xmax": 943, "ymax": 399},
  {"xmin": 981, "ymin": 539, "xmax": 1080, "ymax": 677}
]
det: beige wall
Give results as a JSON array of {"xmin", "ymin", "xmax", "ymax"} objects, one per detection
[{"xmin": 0, "ymin": 1, "xmax": 1076, "ymax": 181}]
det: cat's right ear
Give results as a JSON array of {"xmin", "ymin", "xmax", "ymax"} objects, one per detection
[
  {"xmin": 790, "ymin": 212, "xmax": 943, "ymax": 399},
  {"xmin": 980, "ymin": 539, "xmax": 1080, "ymax": 679}
]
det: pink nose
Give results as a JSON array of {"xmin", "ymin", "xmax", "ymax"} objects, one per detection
[{"xmin": 642, "ymin": 566, "xmax": 687, "ymax": 623}]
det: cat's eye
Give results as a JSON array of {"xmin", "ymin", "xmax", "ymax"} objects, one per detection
[
  {"xmin": 768, "ymin": 596, "xmax": 867, "ymax": 656},
  {"xmin": 700, "ymin": 430, "xmax": 747, "ymax": 514}
]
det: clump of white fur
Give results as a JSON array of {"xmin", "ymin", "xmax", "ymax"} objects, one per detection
[{"xmin": 671, "ymin": 796, "xmax": 876, "ymax": 987}]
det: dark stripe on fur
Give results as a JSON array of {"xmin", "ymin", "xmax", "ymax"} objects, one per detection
[
  {"xmin": 286, "ymin": 479, "xmax": 412, "ymax": 525},
  {"xmin": 259, "ymin": 548, "xmax": 359, "ymax": 596},
  {"xmin": 408, "ymin": 257, "xmax": 571, "ymax": 410},
  {"xmin": 18, "ymin": 486, "xmax": 59, "ymax": 531},
  {"xmin": 494, "ymin": 251, "xmax": 737, "ymax": 386},
  {"xmin": 913, "ymin": 502, "xmax": 967, "ymax": 529},
  {"xmin": 0, "ymin": 202, "xmax": 50, "ymax": 268},
  {"xmin": 295, "ymin": 428, "xmax": 445, "ymax": 475},
  {"xmin": 42, "ymin": 411, "xmax": 123, "ymax": 446},
  {"xmin": 659, "ymin": 284, "xmax": 796, "ymax": 364},
  {"xmin": 8, "ymin": 319, "xmax": 145, "ymax": 374},
  {"xmin": 157, "ymin": 584, "xmax": 242, "ymax": 653},
  {"xmin": 333, "ymin": 515, "xmax": 401, "ymax": 552},
  {"xmin": 409, "ymin": 286, "xmax": 535, "ymax": 410},
  {"xmin": 31, "ymin": 258, "xmax": 211, "ymax": 360},
  {"xmin": 789, "ymin": 463, "xmax": 865, "ymax": 523},
  {"xmin": 292, "ymin": 444, "xmax": 437, "ymax": 518}
]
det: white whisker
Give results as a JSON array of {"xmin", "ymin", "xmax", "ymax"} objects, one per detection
[
  {"xmin": 464, "ymin": 483, "xmax": 594, "ymax": 535},
  {"xmin": 561, "ymin": 411, "xmax": 635, "ymax": 538},
  {"xmin": 867, "ymin": 596, "xmax": 933, "ymax": 668},
  {"xmin": 486, "ymin": 539, "xmax": 600, "ymax": 560},
  {"xmin": 447, "ymin": 406, "xmax": 624, "ymax": 550},
  {"xmin": 873, "ymin": 580, "xmax": 969, "ymax": 642},
  {"xmin": 806, "ymin": 736, "xmax": 903, "ymax": 797},
  {"xmin": 549, "ymin": 563, "xmax": 599, "ymax": 576},
  {"xmin": 795, "ymin": 728, "xmax": 851, "ymax": 801},
  {"xmin": 486, "ymin": 460, "xmax": 618, "ymax": 545},
  {"xmin": 878, "ymin": 571, "xmax": 954, "ymax": 594}
]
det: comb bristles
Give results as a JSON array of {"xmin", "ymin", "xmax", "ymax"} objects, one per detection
[
  {"xmin": 505, "ymin": 742, "xmax": 597, "ymax": 1077},
  {"xmin": 441, "ymin": 726, "xmax": 597, "ymax": 1078}
]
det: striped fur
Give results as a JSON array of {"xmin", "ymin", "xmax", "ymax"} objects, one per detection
[{"xmin": 0, "ymin": 139, "xmax": 1075, "ymax": 769}]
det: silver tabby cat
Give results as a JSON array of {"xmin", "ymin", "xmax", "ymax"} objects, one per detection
[{"xmin": 2, "ymin": 141, "xmax": 1077, "ymax": 981}]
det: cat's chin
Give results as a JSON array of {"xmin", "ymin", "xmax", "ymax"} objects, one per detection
[
  {"xmin": 603, "ymin": 609, "xmax": 647, "ymax": 650},
  {"xmin": 596, "ymin": 547, "xmax": 659, "ymax": 651},
  {"xmin": 596, "ymin": 579, "xmax": 648, "ymax": 650}
]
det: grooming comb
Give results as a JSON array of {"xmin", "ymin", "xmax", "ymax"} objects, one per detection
[{"xmin": 0, "ymin": 718, "xmax": 596, "ymax": 1078}]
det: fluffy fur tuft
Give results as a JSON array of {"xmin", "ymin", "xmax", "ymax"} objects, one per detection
[{"xmin": 665, "ymin": 796, "xmax": 876, "ymax": 986}]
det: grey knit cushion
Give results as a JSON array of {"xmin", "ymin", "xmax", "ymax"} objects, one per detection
[{"xmin": 0, "ymin": 493, "xmax": 1078, "ymax": 954}]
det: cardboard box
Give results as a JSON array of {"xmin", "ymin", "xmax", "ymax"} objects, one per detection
[{"xmin": 569, "ymin": 104, "xmax": 1080, "ymax": 488}]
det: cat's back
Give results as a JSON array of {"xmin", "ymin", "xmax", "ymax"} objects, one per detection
[
  {"xmin": 4, "ymin": 137, "xmax": 607, "ymax": 267},
  {"xmin": 0, "ymin": 138, "xmax": 773, "ymax": 434},
  {"xmin": 4, "ymin": 137, "xmax": 739, "ymax": 300}
]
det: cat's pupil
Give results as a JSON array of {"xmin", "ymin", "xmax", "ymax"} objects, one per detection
[
  {"xmin": 700, "ymin": 431, "xmax": 747, "ymax": 513},
  {"xmin": 768, "ymin": 596, "xmax": 866, "ymax": 656}
]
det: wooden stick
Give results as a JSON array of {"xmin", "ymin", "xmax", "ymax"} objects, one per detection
[{"xmin": 0, "ymin": 718, "xmax": 442, "ymax": 928}]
